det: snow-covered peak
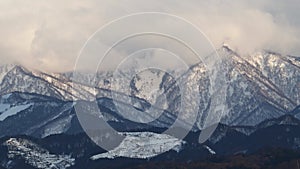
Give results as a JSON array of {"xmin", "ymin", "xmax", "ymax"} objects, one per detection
[
  {"xmin": 222, "ymin": 43, "xmax": 234, "ymax": 51},
  {"xmin": 0, "ymin": 43, "xmax": 299, "ymax": 128},
  {"xmin": 220, "ymin": 43, "xmax": 238, "ymax": 55},
  {"xmin": 0, "ymin": 64, "xmax": 96, "ymax": 101},
  {"xmin": 0, "ymin": 64, "xmax": 18, "ymax": 82}
]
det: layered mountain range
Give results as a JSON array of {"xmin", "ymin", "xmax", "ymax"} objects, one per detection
[
  {"xmin": 1, "ymin": 111, "xmax": 300, "ymax": 169},
  {"xmin": 0, "ymin": 45, "xmax": 299, "ymax": 127},
  {"xmin": 0, "ymin": 45, "xmax": 299, "ymax": 168}
]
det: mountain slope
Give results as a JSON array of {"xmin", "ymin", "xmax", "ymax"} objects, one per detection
[
  {"xmin": 0, "ymin": 65, "xmax": 95, "ymax": 101},
  {"xmin": 0, "ymin": 46, "xmax": 299, "ymax": 128},
  {"xmin": 1, "ymin": 113, "xmax": 300, "ymax": 169}
]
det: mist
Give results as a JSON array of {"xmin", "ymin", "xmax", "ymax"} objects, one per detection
[{"xmin": 0, "ymin": 0, "xmax": 299, "ymax": 72}]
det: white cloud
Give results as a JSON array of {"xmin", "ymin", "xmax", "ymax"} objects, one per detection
[{"xmin": 0, "ymin": 0, "xmax": 299, "ymax": 72}]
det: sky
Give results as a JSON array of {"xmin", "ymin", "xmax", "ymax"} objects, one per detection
[{"xmin": 0, "ymin": 0, "xmax": 299, "ymax": 72}]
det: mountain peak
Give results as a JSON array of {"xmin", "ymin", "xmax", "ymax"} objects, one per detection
[
  {"xmin": 218, "ymin": 43, "xmax": 241, "ymax": 58},
  {"xmin": 222, "ymin": 43, "xmax": 231, "ymax": 49},
  {"xmin": 11, "ymin": 64, "xmax": 31, "ymax": 73},
  {"xmin": 0, "ymin": 64, "xmax": 19, "ymax": 82},
  {"xmin": 0, "ymin": 64, "xmax": 30, "ymax": 74}
]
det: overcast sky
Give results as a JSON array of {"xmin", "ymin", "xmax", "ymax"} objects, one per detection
[{"xmin": 0, "ymin": 0, "xmax": 299, "ymax": 72}]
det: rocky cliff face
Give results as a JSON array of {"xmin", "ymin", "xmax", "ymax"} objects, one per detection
[{"xmin": 0, "ymin": 45, "xmax": 299, "ymax": 130}]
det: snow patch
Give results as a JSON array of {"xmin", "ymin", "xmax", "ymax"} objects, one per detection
[
  {"xmin": 41, "ymin": 114, "xmax": 75, "ymax": 138},
  {"xmin": 0, "ymin": 103, "xmax": 10, "ymax": 112},
  {"xmin": 203, "ymin": 145, "xmax": 216, "ymax": 155},
  {"xmin": 0, "ymin": 104, "xmax": 33, "ymax": 121},
  {"xmin": 4, "ymin": 138, "xmax": 75, "ymax": 169},
  {"xmin": 91, "ymin": 132, "xmax": 185, "ymax": 160},
  {"xmin": 1, "ymin": 93, "xmax": 12, "ymax": 99}
]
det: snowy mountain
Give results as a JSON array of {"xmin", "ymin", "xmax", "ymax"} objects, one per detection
[
  {"xmin": 0, "ymin": 45, "xmax": 299, "ymax": 131},
  {"xmin": 156, "ymin": 45, "xmax": 300, "ymax": 128},
  {"xmin": 220, "ymin": 46, "xmax": 300, "ymax": 125},
  {"xmin": 0, "ymin": 65, "xmax": 95, "ymax": 101},
  {"xmin": 0, "ymin": 92, "xmax": 76, "ymax": 138},
  {"xmin": 0, "ymin": 92, "xmax": 183, "ymax": 138}
]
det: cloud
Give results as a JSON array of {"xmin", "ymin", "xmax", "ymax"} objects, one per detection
[{"xmin": 0, "ymin": 0, "xmax": 299, "ymax": 72}]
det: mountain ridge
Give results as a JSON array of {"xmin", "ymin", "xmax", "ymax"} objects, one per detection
[{"xmin": 0, "ymin": 46, "xmax": 299, "ymax": 129}]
